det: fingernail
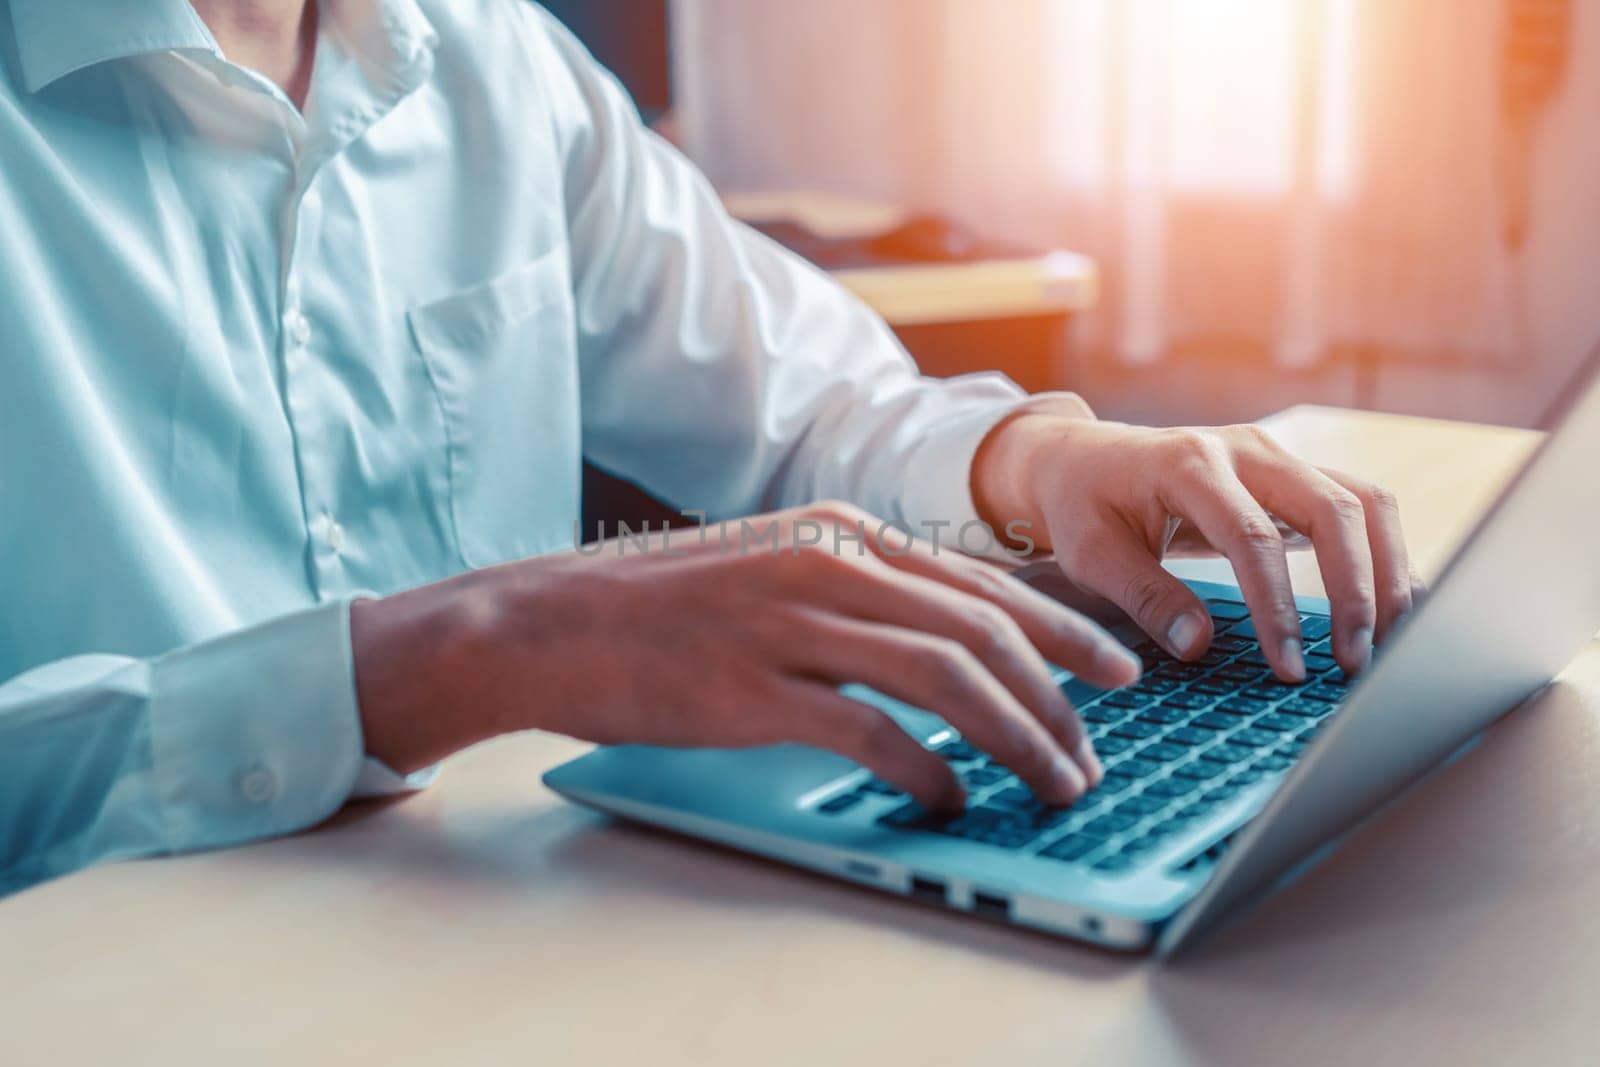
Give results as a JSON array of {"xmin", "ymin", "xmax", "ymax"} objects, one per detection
[
  {"xmin": 1347, "ymin": 626, "xmax": 1374, "ymax": 670},
  {"xmin": 1280, "ymin": 637, "xmax": 1306, "ymax": 682},
  {"xmin": 1096, "ymin": 641, "xmax": 1142, "ymax": 683},
  {"xmin": 1050, "ymin": 754, "xmax": 1087, "ymax": 802},
  {"xmin": 1167, "ymin": 612, "xmax": 1204, "ymax": 657},
  {"xmin": 1075, "ymin": 738, "xmax": 1104, "ymax": 787}
]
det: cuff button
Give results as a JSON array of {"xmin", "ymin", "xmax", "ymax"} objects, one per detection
[{"xmin": 239, "ymin": 766, "xmax": 278, "ymax": 805}]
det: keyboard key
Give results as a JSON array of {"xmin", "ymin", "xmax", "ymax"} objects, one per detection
[
  {"xmin": 1175, "ymin": 800, "xmax": 1217, "ymax": 820},
  {"xmin": 989, "ymin": 785, "xmax": 1042, "ymax": 811},
  {"xmin": 879, "ymin": 801, "xmax": 949, "ymax": 831},
  {"xmin": 934, "ymin": 739, "xmax": 980, "ymax": 762},
  {"xmin": 1300, "ymin": 616, "xmax": 1332, "ymax": 640},
  {"xmin": 963, "ymin": 765, "xmax": 1010, "ymax": 787},
  {"xmin": 1256, "ymin": 755, "xmax": 1293, "ymax": 772},
  {"xmin": 1190, "ymin": 679, "xmax": 1238, "ymax": 696},
  {"xmin": 1231, "ymin": 769, "xmax": 1266, "ymax": 786},
  {"xmin": 1218, "ymin": 697, "xmax": 1270, "ymax": 716},
  {"xmin": 1091, "ymin": 853, "xmax": 1135, "ymax": 873},
  {"xmin": 1166, "ymin": 726, "xmax": 1213, "ymax": 746},
  {"xmin": 1153, "ymin": 663, "xmax": 1205, "ymax": 682},
  {"xmin": 1146, "ymin": 777, "xmax": 1199, "ymax": 799},
  {"xmin": 1081, "ymin": 705, "xmax": 1124, "ymax": 724},
  {"xmin": 1174, "ymin": 759, "xmax": 1227, "ymax": 780},
  {"xmin": 1110, "ymin": 756, "xmax": 1162, "ymax": 779},
  {"xmin": 859, "ymin": 778, "xmax": 905, "ymax": 796},
  {"xmin": 1279, "ymin": 740, "xmax": 1309, "ymax": 758},
  {"xmin": 1206, "ymin": 600, "xmax": 1251, "ymax": 620},
  {"xmin": 1303, "ymin": 684, "xmax": 1347, "ymax": 703},
  {"xmin": 1254, "ymin": 713, "xmax": 1300, "ymax": 733},
  {"xmin": 1161, "ymin": 692, "xmax": 1214, "ymax": 710},
  {"xmin": 1121, "ymin": 833, "xmax": 1163, "ymax": 854},
  {"xmin": 1041, "ymin": 833, "xmax": 1103, "ymax": 862},
  {"xmin": 1200, "ymin": 742, "xmax": 1253, "ymax": 765},
  {"xmin": 1201, "ymin": 785, "xmax": 1239, "ymax": 804},
  {"xmin": 1232, "ymin": 728, "xmax": 1278, "ymax": 747},
  {"xmin": 1131, "ymin": 677, "xmax": 1181, "ymax": 695},
  {"xmin": 1094, "ymin": 736, "xmax": 1134, "ymax": 756},
  {"xmin": 1090, "ymin": 774, "xmax": 1136, "ymax": 796},
  {"xmin": 1113, "ymin": 794, "xmax": 1166, "ymax": 818},
  {"xmin": 1279, "ymin": 698, "xmax": 1331, "ymax": 717},
  {"xmin": 1244, "ymin": 683, "xmax": 1301, "ymax": 701},
  {"xmin": 1137, "ymin": 706, "xmax": 1187, "ymax": 726},
  {"xmin": 1102, "ymin": 690, "xmax": 1156, "ymax": 708},
  {"xmin": 1213, "ymin": 635, "xmax": 1255, "ymax": 653},
  {"xmin": 1149, "ymin": 817, "xmax": 1192, "ymax": 838},
  {"xmin": 1083, "ymin": 813, "xmax": 1139, "ymax": 837},
  {"xmin": 818, "ymin": 792, "xmax": 863, "ymax": 814},
  {"xmin": 1140, "ymin": 742, "xmax": 1189, "ymax": 762},
  {"xmin": 1110, "ymin": 721, "xmax": 1162, "ymax": 741},
  {"xmin": 1192, "ymin": 712, "xmax": 1236, "ymax": 731},
  {"xmin": 1304, "ymin": 652, "xmax": 1338, "ymax": 673}
]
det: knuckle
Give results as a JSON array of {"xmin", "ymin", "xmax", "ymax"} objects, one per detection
[
  {"xmin": 1230, "ymin": 423, "xmax": 1278, "ymax": 451},
  {"xmin": 1365, "ymin": 484, "xmax": 1401, "ymax": 516},
  {"xmin": 1323, "ymin": 488, "xmax": 1366, "ymax": 527},
  {"xmin": 1236, "ymin": 516, "xmax": 1284, "ymax": 556},
  {"xmin": 806, "ymin": 498, "xmax": 865, "ymax": 525},
  {"xmin": 965, "ymin": 602, "xmax": 1020, "ymax": 654},
  {"xmin": 919, "ymin": 638, "xmax": 979, "ymax": 699}
]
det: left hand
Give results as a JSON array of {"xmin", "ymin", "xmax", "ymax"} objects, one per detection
[{"xmin": 973, "ymin": 395, "xmax": 1423, "ymax": 681}]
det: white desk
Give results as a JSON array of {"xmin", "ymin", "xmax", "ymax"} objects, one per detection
[{"xmin": 8, "ymin": 406, "xmax": 1598, "ymax": 1066}]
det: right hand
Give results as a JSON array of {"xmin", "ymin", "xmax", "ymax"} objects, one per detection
[{"xmin": 350, "ymin": 501, "xmax": 1142, "ymax": 810}]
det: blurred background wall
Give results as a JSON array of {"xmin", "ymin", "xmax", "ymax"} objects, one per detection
[{"xmin": 669, "ymin": 0, "xmax": 1599, "ymax": 429}]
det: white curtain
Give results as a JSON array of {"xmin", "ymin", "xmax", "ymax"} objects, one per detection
[{"xmin": 673, "ymin": 0, "xmax": 1593, "ymax": 414}]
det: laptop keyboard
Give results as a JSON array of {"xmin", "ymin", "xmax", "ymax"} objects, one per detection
[{"xmin": 816, "ymin": 601, "xmax": 1349, "ymax": 875}]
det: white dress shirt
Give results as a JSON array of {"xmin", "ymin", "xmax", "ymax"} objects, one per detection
[{"xmin": 0, "ymin": 0, "xmax": 1028, "ymax": 894}]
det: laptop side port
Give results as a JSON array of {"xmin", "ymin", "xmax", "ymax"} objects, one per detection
[
  {"xmin": 971, "ymin": 890, "xmax": 1011, "ymax": 921},
  {"xmin": 908, "ymin": 875, "xmax": 947, "ymax": 906}
]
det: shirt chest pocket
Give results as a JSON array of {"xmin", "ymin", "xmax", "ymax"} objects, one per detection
[{"xmin": 407, "ymin": 247, "xmax": 582, "ymax": 569}]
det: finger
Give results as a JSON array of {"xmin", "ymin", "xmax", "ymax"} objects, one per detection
[
  {"xmin": 1233, "ymin": 451, "xmax": 1377, "ymax": 675},
  {"xmin": 781, "ymin": 609, "xmax": 1091, "ymax": 805},
  {"xmin": 865, "ymin": 534, "xmax": 1142, "ymax": 690},
  {"xmin": 1320, "ymin": 468, "xmax": 1417, "ymax": 644},
  {"xmin": 1161, "ymin": 459, "xmax": 1306, "ymax": 681},
  {"xmin": 1056, "ymin": 520, "xmax": 1215, "ymax": 662},
  {"xmin": 772, "ymin": 679, "xmax": 965, "ymax": 810}
]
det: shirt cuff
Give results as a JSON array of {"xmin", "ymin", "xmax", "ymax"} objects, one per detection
[
  {"xmin": 147, "ymin": 599, "xmax": 367, "ymax": 850},
  {"xmin": 899, "ymin": 389, "xmax": 1097, "ymax": 563}
]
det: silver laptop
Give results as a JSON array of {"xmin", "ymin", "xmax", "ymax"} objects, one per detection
[{"xmin": 545, "ymin": 354, "xmax": 1600, "ymax": 955}]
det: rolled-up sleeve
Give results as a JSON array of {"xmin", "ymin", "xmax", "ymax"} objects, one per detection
[{"xmin": 0, "ymin": 600, "xmax": 366, "ymax": 894}]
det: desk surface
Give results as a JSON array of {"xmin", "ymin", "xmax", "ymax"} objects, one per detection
[{"xmin": 7, "ymin": 406, "xmax": 1597, "ymax": 1067}]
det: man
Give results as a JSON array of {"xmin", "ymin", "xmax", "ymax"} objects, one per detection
[{"xmin": 0, "ymin": 0, "xmax": 1417, "ymax": 894}]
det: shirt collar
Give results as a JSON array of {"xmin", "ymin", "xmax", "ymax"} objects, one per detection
[
  {"xmin": 9, "ymin": 0, "xmax": 438, "ymax": 96},
  {"xmin": 10, "ymin": 0, "xmax": 218, "ymax": 94}
]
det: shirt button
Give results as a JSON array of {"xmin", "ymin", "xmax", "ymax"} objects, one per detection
[
  {"xmin": 327, "ymin": 521, "xmax": 347, "ymax": 553},
  {"xmin": 285, "ymin": 308, "xmax": 312, "ymax": 345},
  {"xmin": 239, "ymin": 765, "xmax": 278, "ymax": 805}
]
